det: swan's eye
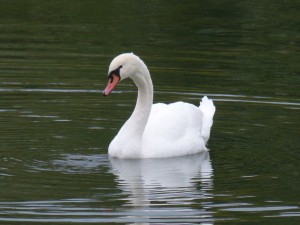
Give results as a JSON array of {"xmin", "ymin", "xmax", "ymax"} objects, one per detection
[
  {"xmin": 108, "ymin": 65, "xmax": 123, "ymax": 80},
  {"xmin": 110, "ymin": 76, "xmax": 114, "ymax": 83}
]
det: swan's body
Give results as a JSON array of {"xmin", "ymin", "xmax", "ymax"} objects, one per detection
[{"xmin": 103, "ymin": 53, "xmax": 215, "ymax": 158}]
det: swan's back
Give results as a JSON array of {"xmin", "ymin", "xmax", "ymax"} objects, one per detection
[{"xmin": 142, "ymin": 96, "xmax": 215, "ymax": 158}]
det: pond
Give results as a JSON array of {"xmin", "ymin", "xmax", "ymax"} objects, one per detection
[{"xmin": 0, "ymin": 0, "xmax": 299, "ymax": 224}]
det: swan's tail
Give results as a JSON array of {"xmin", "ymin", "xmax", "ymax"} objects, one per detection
[{"xmin": 199, "ymin": 96, "xmax": 216, "ymax": 144}]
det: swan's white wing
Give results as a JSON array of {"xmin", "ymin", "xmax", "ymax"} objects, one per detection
[{"xmin": 142, "ymin": 102, "xmax": 206, "ymax": 158}]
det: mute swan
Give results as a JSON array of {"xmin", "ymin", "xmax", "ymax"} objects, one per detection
[{"xmin": 103, "ymin": 53, "xmax": 215, "ymax": 158}]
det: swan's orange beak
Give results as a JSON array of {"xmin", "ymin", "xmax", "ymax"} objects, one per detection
[{"xmin": 103, "ymin": 74, "xmax": 120, "ymax": 96}]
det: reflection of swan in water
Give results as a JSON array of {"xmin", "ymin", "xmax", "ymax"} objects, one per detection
[{"xmin": 109, "ymin": 151, "xmax": 214, "ymax": 224}]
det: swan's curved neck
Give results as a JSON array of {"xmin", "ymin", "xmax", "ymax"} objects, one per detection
[
  {"xmin": 118, "ymin": 65, "xmax": 153, "ymax": 146},
  {"xmin": 131, "ymin": 69, "xmax": 153, "ymax": 131},
  {"xmin": 128, "ymin": 67, "xmax": 153, "ymax": 134}
]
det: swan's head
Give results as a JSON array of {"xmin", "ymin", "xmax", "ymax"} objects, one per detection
[{"xmin": 103, "ymin": 53, "xmax": 145, "ymax": 96}]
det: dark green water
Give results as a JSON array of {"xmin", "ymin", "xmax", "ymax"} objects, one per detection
[{"xmin": 0, "ymin": 0, "xmax": 299, "ymax": 224}]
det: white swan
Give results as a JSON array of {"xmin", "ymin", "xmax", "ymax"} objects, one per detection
[{"xmin": 103, "ymin": 53, "xmax": 215, "ymax": 158}]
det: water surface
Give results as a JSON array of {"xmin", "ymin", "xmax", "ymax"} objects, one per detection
[{"xmin": 0, "ymin": 0, "xmax": 299, "ymax": 224}]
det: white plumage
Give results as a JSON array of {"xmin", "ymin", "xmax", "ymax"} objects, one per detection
[{"xmin": 103, "ymin": 53, "xmax": 216, "ymax": 158}]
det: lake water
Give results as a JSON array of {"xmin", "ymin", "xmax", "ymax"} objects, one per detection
[{"xmin": 0, "ymin": 0, "xmax": 299, "ymax": 224}]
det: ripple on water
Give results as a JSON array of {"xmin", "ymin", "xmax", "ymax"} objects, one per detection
[
  {"xmin": 1, "ymin": 87, "xmax": 299, "ymax": 223},
  {"xmin": 1, "ymin": 87, "xmax": 299, "ymax": 106}
]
